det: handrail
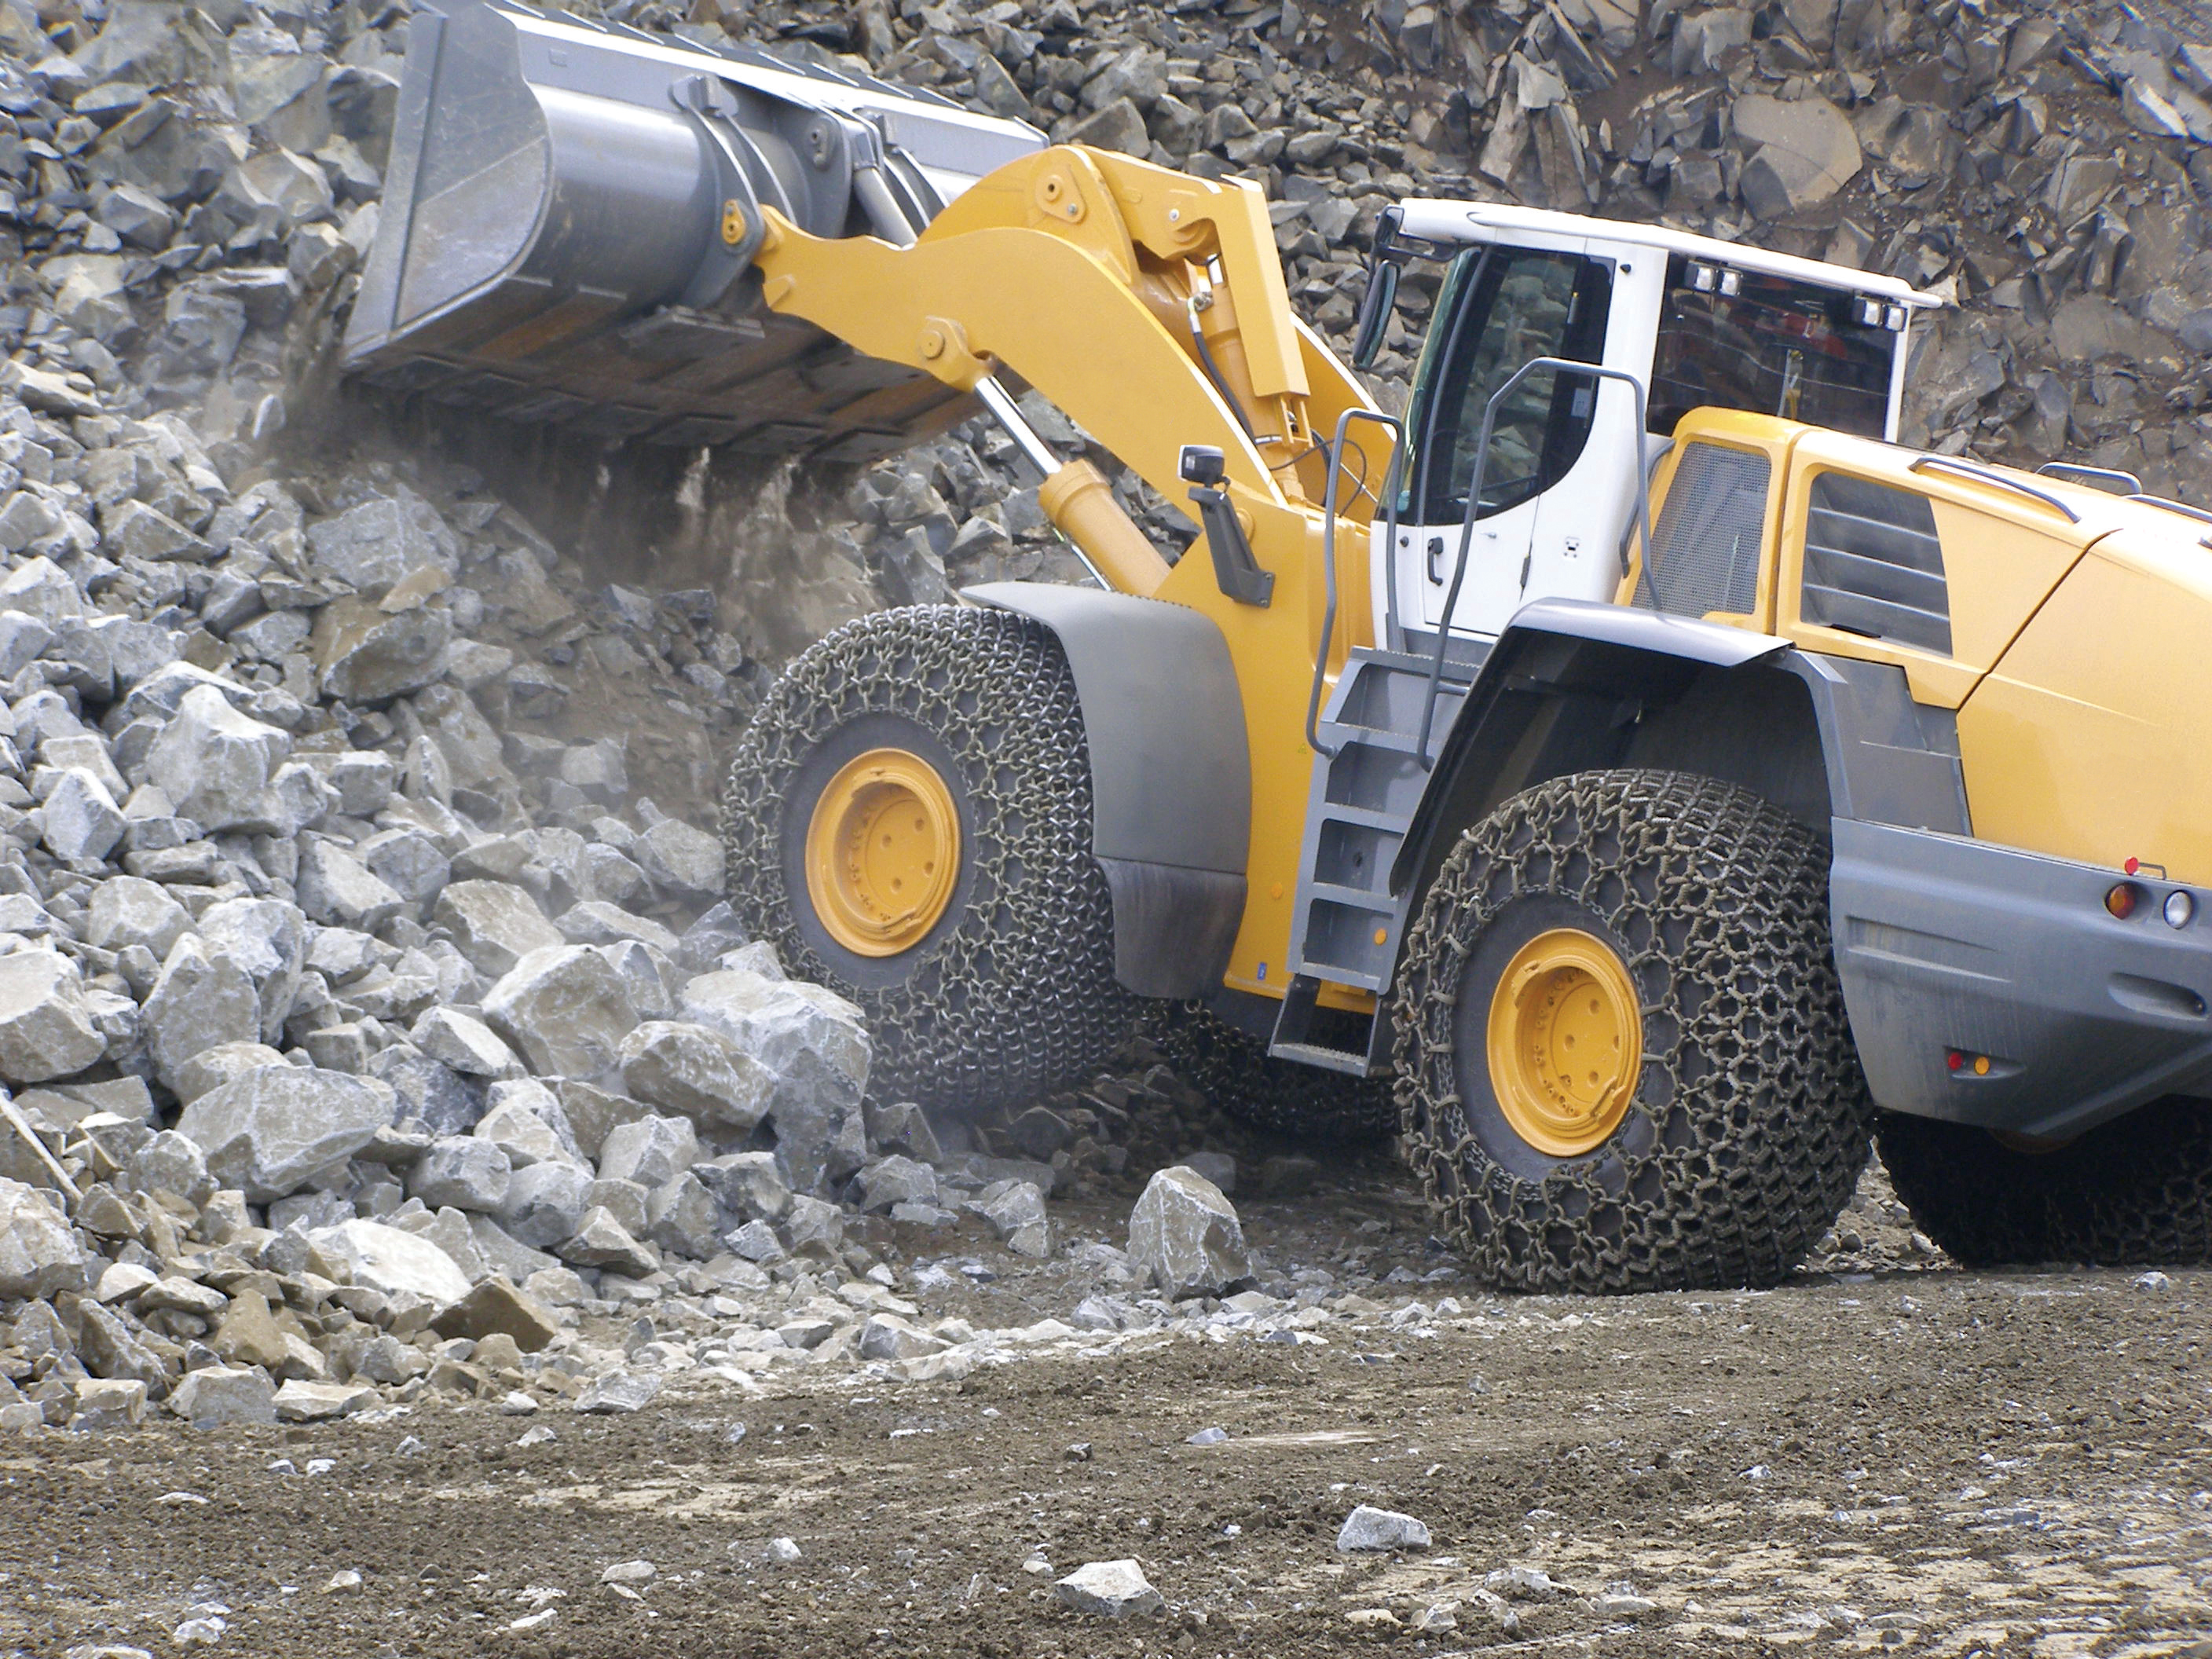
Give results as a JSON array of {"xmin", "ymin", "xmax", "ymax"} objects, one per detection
[
  {"xmin": 2035, "ymin": 460, "xmax": 2142, "ymax": 496},
  {"xmin": 1415, "ymin": 357, "xmax": 1653, "ymax": 769},
  {"xmin": 1307, "ymin": 408, "xmax": 1404, "ymax": 756},
  {"xmin": 1910, "ymin": 454, "xmax": 2079, "ymax": 523},
  {"xmin": 2122, "ymin": 491, "xmax": 2212, "ymax": 531}
]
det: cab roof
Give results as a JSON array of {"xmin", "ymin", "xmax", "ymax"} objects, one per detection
[{"xmin": 1395, "ymin": 200, "xmax": 1945, "ymax": 309}]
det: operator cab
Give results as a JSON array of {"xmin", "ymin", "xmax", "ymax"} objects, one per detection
[{"xmin": 1361, "ymin": 203, "xmax": 1941, "ymax": 661}]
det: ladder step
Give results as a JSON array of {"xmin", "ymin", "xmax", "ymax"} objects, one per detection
[{"xmin": 1265, "ymin": 1041, "xmax": 1373, "ymax": 1077}]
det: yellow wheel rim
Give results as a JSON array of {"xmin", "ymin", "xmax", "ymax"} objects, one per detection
[
  {"xmin": 1486, "ymin": 928, "xmax": 1643, "ymax": 1158},
  {"xmin": 804, "ymin": 747, "xmax": 960, "ymax": 958}
]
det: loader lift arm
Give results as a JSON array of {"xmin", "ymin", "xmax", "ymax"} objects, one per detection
[{"xmin": 750, "ymin": 143, "xmax": 1389, "ymax": 1001}]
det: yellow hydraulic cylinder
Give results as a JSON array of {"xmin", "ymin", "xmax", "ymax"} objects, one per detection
[{"xmin": 1038, "ymin": 460, "xmax": 1171, "ymax": 596}]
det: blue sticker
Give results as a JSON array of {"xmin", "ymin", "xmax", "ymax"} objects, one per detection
[{"xmin": 1257, "ymin": 962, "xmax": 1267, "ymax": 981}]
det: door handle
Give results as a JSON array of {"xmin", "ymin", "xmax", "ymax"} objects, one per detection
[{"xmin": 1425, "ymin": 536, "xmax": 1444, "ymax": 582}]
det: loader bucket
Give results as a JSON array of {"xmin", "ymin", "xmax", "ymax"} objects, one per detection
[{"xmin": 342, "ymin": 0, "xmax": 1044, "ymax": 457}]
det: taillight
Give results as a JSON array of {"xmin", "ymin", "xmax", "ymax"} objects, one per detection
[{"xmin": 2106, "ymin": 883, "xmax": 2141, "ymax": 920}]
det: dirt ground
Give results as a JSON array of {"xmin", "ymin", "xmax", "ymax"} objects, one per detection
[{"xmin": 5, "ymin": 1154, "xmax": 2210, "ymax": 1659}]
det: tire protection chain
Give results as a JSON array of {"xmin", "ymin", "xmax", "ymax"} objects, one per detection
[
  {"xmin": 1152, "ymin": 1000, "xmax": 1397, "ymax": 1143},
  {"xmin": 722, "ymin": 606, "xmax": 1140, "ymax": 1116},
  {"xmin": 1877, "ymin": 1101, "xmax": 2212, "ymax": 1268},
  {"xmin": 1390, "ymin": 769, "xmax": 1875, "ymax": 1293}
]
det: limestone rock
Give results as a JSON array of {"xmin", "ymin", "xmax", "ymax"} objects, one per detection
[
  {"xmin": 1127, "ymin": 1165, "xmax": 1250, "ymax": 1298},
  {"xmin": 597, "ymin": 1113, "xmax": 698, "ymax": 1189},
  {"xmin": 308, "ymin": 1217, "xmax": 472, "ymax": 1306},
  {"xmin": 177, "ymin": 1066, "xmax": 396, "ymax": 1200},
  {"xmin": 144, "ymin": 683, "xmax": 292, "ymax": 833},
  {"xmin": 484, "ymin": 946, "xmax": 639, "ymax": 1080},
  {"xmin": 428, "ymin": 1276, "xmax": 561, "ymax": 1352},
  {"xmin": 617, "ymin": 1020, "xmax": 774, "ymax": 1132},
  {"xmin": 1055, "ymin": 1560, "xmax": 1163, "ymax": 1618},
  {"xmin": 141, "ymin": 934, "xmax": 260, "ymax": 1090},
  {"xmin": 434, "ymin": 880, "xmax": 562, "ymax": 976},
  {"xmin": 0, "ymin": 1176, "xmax": 92, "ymax": 1298},
  {"xmin": 1337, "ymin": 1505, "xmax": 1433, "ymax": 1552},
  {"xmin": 0, "ymin": 948, "xmax": 105, "ymax": 1083},
  {"xmin": 409, "ymin": 1135, "xmax": 512, "ymax": 1213},
  {"xmin": 168, "ymin": 1364, "xmax": 278, "ymax": 1428}
]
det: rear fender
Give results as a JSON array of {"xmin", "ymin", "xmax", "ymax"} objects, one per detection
[{"xmin": 965, "ymin": 582, "xmax": 1250, "ymax": 999}]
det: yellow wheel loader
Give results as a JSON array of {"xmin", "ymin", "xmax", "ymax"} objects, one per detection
[{"xmin": 348, "ymin": 1, "xmax": 2212, "ymax": 1288}]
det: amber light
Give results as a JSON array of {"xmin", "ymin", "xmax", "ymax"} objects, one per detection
[{"xmin": 2106, "ymin": 883, "xmax": 2141, "ymax": 919}]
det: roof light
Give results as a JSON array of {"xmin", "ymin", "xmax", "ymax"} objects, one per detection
[
  {"xmin": 1719, "ymin": 269, "xmax": 1741, "ymax": 296},
  {"xmin": 2166, "ymin": 891, "xmax": 2196, "ymax": 929},
  {"xmin": 1852, "ymin": 296, "xmax": 1883, "ymax": 327},
  {"xmin": 2106, "ymin": 882, "xmax": 2141, "ymax": 920},
  {"xmin": 1688, "ymin": 262, "xmax": 1718, "ymax": 292},
  {"xmin": 1885, "ymin": 304, "xmax": 1907, "ymax": 331}
]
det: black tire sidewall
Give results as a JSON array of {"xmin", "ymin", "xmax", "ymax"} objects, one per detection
[
  {"xmin": 776, "ymin": 711, "xmax": 983, "ymax": 992},
  {"xmin": 1448, "ymin": 892, "xmax": 1655, "ymax": 1184}
]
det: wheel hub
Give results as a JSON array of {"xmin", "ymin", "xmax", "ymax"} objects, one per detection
[
  {"xmin": 1486, "ymin": 927, "xmax": 1642, "ymax": 1158},
  {"xmin": 804, "ymin": 746, "xmax": 960, "ymax": 957}
]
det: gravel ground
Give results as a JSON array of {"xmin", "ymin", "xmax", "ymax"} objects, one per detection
[{"xmin": 5, "ymin": 1158, "xmax": 2208, "ymax": 1659}]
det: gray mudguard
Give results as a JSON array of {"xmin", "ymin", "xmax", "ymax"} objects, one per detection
[
  {"xmin": 964, "ymin": 582, "xmax": 1250, "ymax": 1000},
  {"xmin": 1389, "ymin": 599, "xmax": 1793, "ymax": 896}
]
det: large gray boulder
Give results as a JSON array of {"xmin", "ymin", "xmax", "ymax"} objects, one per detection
[
  {"xmin": 41, "ymin": 766, "xmax": 125, "ymax": 861},
  {"xmin": 197, "ymin": 897, "xmax": 307, "ymax": 1046},
  {"xmin": 0, "ymin": 1176, "xmax": 93, "ymax": 1298},
  {"xmin": 0, "ymin": 948, "xmax": 106, "ymax": 1083},
  {"xmin": 499, "ymin": 1159, "xmax": 591, "ymax": 1250},
  {"xmin": 141, "ymin": 933, "xmax": 260, "ymax": 1090},
  {"xmin": 617, "ymin": 1020, "xmax": 774, "ymax": 1133},
  {"xmin": 176, "ymin": 1066, "xmax": 396, "ymax": 1200},
  {"xmin": 434, "ymin": 880, "xmax": 562, "ymax": 976},
  {"xmin": 143, "ymin": 683, "xmax": 292, "ymax": 833},
  {"xmin": 1127, "ymin": 1165, "xmax": 1251, "ymax": 1298},
  {"xmin": 483, "ymin": 946, "xmax": 639, "ymax": 1080},
  {"xmin": 83, "ymin": 876, "xmax": 191, "ymax": 959},
  {"xmin": 297, "ymin": 840, "xmax": 406, "ymax": 932},
  {"xmin": 303, "ymin": 484, "xmax": 461, "ymax": 596},
  {"xmin": 596, "ymin": 1113, "xmax": 698, "ymax": 1189},
  {"xmin": 408, "ymin": 1136, "xmax": 512, "ymax": 1214},
  {"xmin": 308, "ymin": 1218, "xmax": 471, "ymax": 1306},
  {"xmin": 679, "ymin": 968, "xmax": 870, "ymax": 1193}
]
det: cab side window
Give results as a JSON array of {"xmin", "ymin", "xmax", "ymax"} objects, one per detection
[
  {"xmin": 1405, "ymin": 248, "xmax": 1613, "ymax": 523},
  {"xmin": 1800, "ymin": 472, "xmax": 1951, "ymax": 654}
]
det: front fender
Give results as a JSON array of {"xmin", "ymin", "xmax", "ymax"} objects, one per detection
[
  {"xmin": 965, "ymin": 581, "xmax": 1249, "ymax": 998},
  {"xmin": 1389, "ymin": 599, "xmax": 1791, "ymax": 896}
]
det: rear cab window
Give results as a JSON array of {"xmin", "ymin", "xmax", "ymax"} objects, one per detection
[{"xmin": 1651, "ymin": 256, "xmax": 1895, "ymax": 439}]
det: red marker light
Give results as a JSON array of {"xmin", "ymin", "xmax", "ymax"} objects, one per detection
[
  {"xmin": 2125, "ymin": 857, "xmax": 2141, "ymax": 876},
  {"xmin": 1946, "ymin": 1051, "xmax": 1964, "ymax": 1071}
]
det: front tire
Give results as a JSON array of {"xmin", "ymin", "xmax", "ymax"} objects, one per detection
[
  {"xmin": 1392, "ymin": 770, "xmax": 1873, "ymax": 1292},
  {"xmin": 1877, "ymin": 1100, "xmax": 2212, "ymax": 1266},
  {"xmin": 722, "ymin": 606, "xmax": 1140, "ymax": 1118}
]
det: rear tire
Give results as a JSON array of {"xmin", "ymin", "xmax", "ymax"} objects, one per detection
[
  {"xmin": 1154, "ymin": 1001, "xmax": 1396, "ymax": 1142},
  {"xmin": 721, "ymin": 606, "xmax": 1140, "ymax": 1118},
  {"xmin": 1877, "ymin": 1100, "xmax": 2212, "ymax": 1266},
  {"xmin": 1392, "ymin": 770, "xmax": 1873, "ymax": 1292}
]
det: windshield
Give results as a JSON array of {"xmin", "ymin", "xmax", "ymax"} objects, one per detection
[{"xmin": 1650, "ymin": 256, "xmax": 1895, "ymax": 438}]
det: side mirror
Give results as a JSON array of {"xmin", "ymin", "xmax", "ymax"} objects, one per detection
[
  {"xmin": 1351, "ymin": 260, "xmax": 1399, "ymax": 371},
  {"xmin": 1178, "ymin": 444, "xmax": 1226, "ymax": 487}
]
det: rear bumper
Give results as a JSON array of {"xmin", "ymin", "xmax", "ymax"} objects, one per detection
[{"xmin": 1829, "ymin": 818, "xmax": 2212, "ymax": 1138}]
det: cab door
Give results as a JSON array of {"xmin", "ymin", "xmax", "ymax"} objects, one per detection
[{"xmin": 1379, "ymin": 240, "xmax": 1620, "ymax": 651}]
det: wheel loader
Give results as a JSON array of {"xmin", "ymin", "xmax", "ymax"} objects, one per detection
[{"xmin": 346, "ymin": 0, "xmax": 2212, "ymax": 1289}]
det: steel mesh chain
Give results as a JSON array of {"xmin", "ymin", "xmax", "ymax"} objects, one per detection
[
  {"xmin": 722, "ymin": 606, "xmax": 1139, "ymax": 1116},
  {"xmin": 1152, "ymin": 1001, "xmax": 1397, "ymax": 1141},
  {"xmin": 1878, "ymin": 1101, "xmax": 2212, "ymax": 1267},
  {"xmin": 1390, "ymin": 768, "xmax": 1874, "ymax": 1293}
]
